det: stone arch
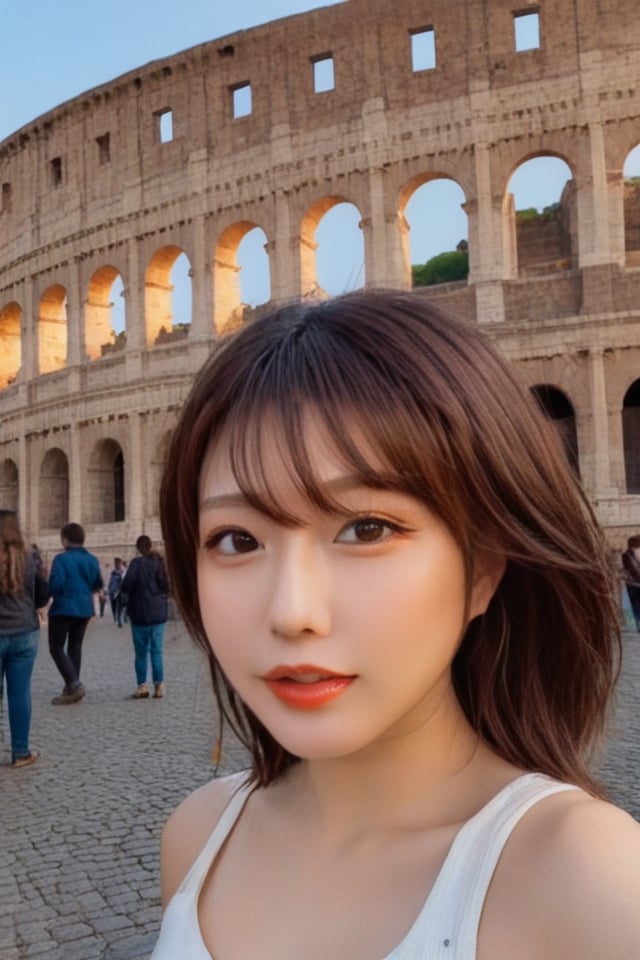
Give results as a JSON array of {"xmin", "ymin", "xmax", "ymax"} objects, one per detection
[
  {"xmin": 213, "ymin": 221, "xmax": 271, "ymax": 333},
  {"xmin": 300, "ymin": 197, "xmax": 365, "ymax": 298},
  {"xmin": 38, "ymin": 284, "xmax": 68, "ymax": 374},
  {"xmin": 504, "ymin": 153, "xmax": 575, "ymax": 277},
  {"xmin": 87, "ymin": 439, "xmax": 125, "ymax": 523},
  {"xmin": 0, "ymin": 302, "xmax": 22, "ymax": 388},
  {"xmin": 0, "ymin": 458, "xmax": 19, "ymax": 512},
  {"xmin": 86, "ymin": 265, "xmax": 126, "ymax": 360},
  {"xmin": 623, "ymin": 379, "xmax": 640, "ymax": 493},
  {"xmin": 531, "ymin": 384, "xmax": 579, "ymax": 474},
  {"xmin": 39, "ymin": 448, "xmax": 69, "ymax": 530},
  {"xmin": 145, "ymin": 246, "xmax": 192, "ymax": 347},
  {"xmin": 623, "ymin": 143, "xmax": 640, "ymax": 267},
  {"xmin": 399, "ymin": 174, "xmax": 469, "ymax": 288}
]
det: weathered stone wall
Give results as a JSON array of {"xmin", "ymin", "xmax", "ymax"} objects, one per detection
[{"xmin": 1, "ymin": 0, "xmax": 640, "ymax": 561}]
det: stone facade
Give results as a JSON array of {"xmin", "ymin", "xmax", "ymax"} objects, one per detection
[{"xmin": 1, "ymin": 0, "xmax": 640, "ymax": 562}]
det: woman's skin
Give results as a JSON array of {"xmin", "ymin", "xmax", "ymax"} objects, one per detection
[{"xmin": 160, "ymin": 420, "xmax": 640, "ymax": 960}]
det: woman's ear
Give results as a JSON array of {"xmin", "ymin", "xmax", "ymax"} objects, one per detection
[{"xmin": 468, "ymin": 551, "xmax": 506, "ymax": 620}]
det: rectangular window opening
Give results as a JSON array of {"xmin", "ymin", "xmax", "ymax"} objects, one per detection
[
  {"xmin": 410, "ymin": 27, "xmax": 436, "ymax": 72},
  {"xmin": 312, "ymin": 55, "xmax": 335, "ymax": 93},
  {"xmin": 514, "ymin": 10, "xmax": 541, "ymax": 51},
  {"xmin": 232, "ymin": 82, "xmax": 252, "ymax": 118},
  {"xmin": 156, "ymin": 108, "xmax": 174, "ymax": 143},
  {"xmin": 1, "ymin": 182, "xmax": 11, "ymax": 212},
  {"xmin": 50, "ymin": 157, "xmax": 63, "ymax": 187},
  {"xmin": 96, "ymin": 133, "xmax": 111, "ymax": 164}
]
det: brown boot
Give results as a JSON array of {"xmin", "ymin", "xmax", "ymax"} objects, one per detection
[
  {"xmin": 153, "ymin": 682, "xmax": 165, "ymax": 699},
  {"xmin": 132, "ymin": 683, "xmax": 149, "ymax": 699}
]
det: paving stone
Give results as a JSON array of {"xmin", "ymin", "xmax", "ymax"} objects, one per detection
[{"xmin": 0, "ymin": 616, "xmax": 637, "ymax": 959}]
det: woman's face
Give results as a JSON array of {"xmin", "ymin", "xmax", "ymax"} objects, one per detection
[{"xmin": 196, "ymin": 419, "xmax": 500, "ymax": 761}]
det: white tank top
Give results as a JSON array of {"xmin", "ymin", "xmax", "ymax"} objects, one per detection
[{"xmin": 151, "ymin": 771, "xmax": 577, "ymax": 959}]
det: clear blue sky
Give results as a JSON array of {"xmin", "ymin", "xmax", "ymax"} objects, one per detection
[{"xmin": 2, "ymin": 1, "xmax": 638, "ymax": 305}]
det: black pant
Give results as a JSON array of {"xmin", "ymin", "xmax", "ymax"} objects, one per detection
[
  {"xmin": 627, "ymin": 584, "xmax": 640, "ymax": 631},
  {"xmin": 48, "ymin": 616, "xmax": 90, "ymax": 689}
]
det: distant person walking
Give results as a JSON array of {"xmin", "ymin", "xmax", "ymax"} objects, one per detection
[
  {"xmin": 0, "ymin": 510, "xmax": 49, "ymax": 767},
  {"xmin": 122, "ymin": 535, "xmax": 169, "ymax": 699},
  {"xmin": 622, "ymin": 534, "xmax": 640, "ymax": 631},
  {"xmin": 48, "ymin": 522, "xmax": 103, "ymax": 705},
  {"xmin": 107, "ymin": 558, "xmax": 126, "ymax": 626}
]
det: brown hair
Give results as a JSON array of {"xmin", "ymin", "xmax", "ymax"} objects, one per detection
[
  {"xmin": 0, "ymin": 509, "xmax": 26, "ymax": 596},
  {"xmin": 160, "ymin": 289, "xmax": 620, "ymax": 793}
]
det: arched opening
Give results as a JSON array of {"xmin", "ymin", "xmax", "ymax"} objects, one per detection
[
  {"xmin": 0, "ymin": 459, "xmax": 19, "ymax": 512},
  {"xmin": 531, "ymin": 385, "xmax": 579, "ymax": 474},
  {"xmin": 38, "ymin": 285, "xmax": 68, "ymax": 374},
  {"xmin": 623, "ymin": 379, "xmax": 640, "ymax": 493},
  {"xmin": 214, "ymin": 221, "xmax": 271, "ymax": 333},
  {"xmin": 623, "ymin": 144, "xmax": 640, "ymax": 267},
  {"xmin": 86, "ymin": 266, "xmax": 126, "ymax": 359},
  {"xmin": 505, "ymin": 156, "xmax": 575, "ymax": 276},
  {"xmin": 0, "ymin": 302, "xmax": 21, "ymax": 387},
  {"xmin": 300, "ymin": 198, "xmax": 365, "ymax": 299},
  {"xmin": 39, "ymin": 448, "xmax": 69, "ymax": 530},
  {"xmin": 88, "ymin": 439, "xmax": 125, "ymax": 523},
  {"xmin": 145, "ymin": 247, "xmax": 192, "ymax": 346},
  {"xmin": 400, "ymin": 177, "xmax": 468, "ymax": 287},
  {"xmin": 237, "ymin": 227, "xmax": 271, "ymax": 311}
]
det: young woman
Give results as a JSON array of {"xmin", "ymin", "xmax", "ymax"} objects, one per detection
[
  {"xmin": 153, "ymin": 290, "xmax": 640, "ymax": 959},
  {"xmin": 0, "ymin": 510, "xmax": 49, "ymax": 767}
]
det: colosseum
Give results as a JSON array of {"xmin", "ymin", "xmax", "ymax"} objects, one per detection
[{"xmin": 1, "ymin": 0, "xmax": 640, "ymax": 564}]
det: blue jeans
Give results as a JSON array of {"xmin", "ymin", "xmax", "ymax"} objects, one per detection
[
  {"xmin": 0, "ymin": 628, "xmax": 39, "ymax": 760},
  {"xmin": 131, "ymin": 623, "xmax": 165, "ymax": 685}
]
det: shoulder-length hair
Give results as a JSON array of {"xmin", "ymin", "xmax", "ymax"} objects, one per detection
[
  {"xmin": 160, "ymin": 289, "xmax": 620, "ymax": 794},
  {"xmin": 0, "ymin": 510, "xmax": 26, "ymax": 596}
]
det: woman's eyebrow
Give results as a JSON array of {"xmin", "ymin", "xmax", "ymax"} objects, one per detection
[
  {"xmin": 199, "ymin": 492, "xmax": 248, "ymax": 511},
  {"xmin": 199, "ymin": 474, "xmax": 379, "ymax": 513}
]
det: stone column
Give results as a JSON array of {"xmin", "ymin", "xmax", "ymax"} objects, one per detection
[
  {"xmin": 578, "ymin": 122, "xmax": 615, "ymax": 313},
  {"xmin": 17, "ymin": 429, "xmax": 28, "ymax": 531},
  {"xmin": 364, "ymin": 167, "xmax": 408, "ymax": 290},
  {"xmin": 124, "ymin": 238, "xmax": 145, "ymax": 381},
  {"xmin": 66, "ymin": 258, "xmax": 82, "ymax": 367},
  {"xmin": 22, "ymin": 280, "xmax": 36, "ymax": 382},
  {"xmin": 270, "ymin": 191, "xmax": 300, "ymax": 302},
  {"xmin": 189, "ymin": 215, "xmax": 214, "ymax": 341},
  {"xmin": 583, "ymin": 348, "xmax": 614, "ymax": 496},
  {"xmin": 128, "ymin": 412, "xmax": 144, "ymax": 527},
  {"xmin": 69, "ymin": 422, "xmax": 83, "ymax": 523},
  {"xmin": 468, "ymin": 142, "xmax": 506, "ymax": 324}
]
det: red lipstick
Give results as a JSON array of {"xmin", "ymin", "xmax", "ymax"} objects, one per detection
[{"xmin": 262, "ymin": 664, "xmax": 355, "ymax": 710}]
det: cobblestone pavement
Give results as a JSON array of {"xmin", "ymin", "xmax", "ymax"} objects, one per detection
[{"xmin": 1, "ymin": 617, "xmax": 639, "ymax": 960}]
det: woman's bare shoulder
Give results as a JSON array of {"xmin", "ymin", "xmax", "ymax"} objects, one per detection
[
  {"xmin": 485, "ymin": 790, "xmax": 640, "ymax": 959},
  {"xmin": 160, "ymin": 771, "xmax": 250, "ymax": 909}
]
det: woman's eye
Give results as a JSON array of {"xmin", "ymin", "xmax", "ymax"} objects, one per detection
[
  {"xmin": 206, "ymin": 529, "xmax": 259, "ymax": 556},
  {"xmin": 336, "ymin": 518, "xmax": 397, "ymax": 545}
]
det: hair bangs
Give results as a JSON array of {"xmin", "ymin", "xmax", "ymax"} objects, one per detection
[{"xmin": 220, "ymin": 310, "xmax": 466, "ymax": 540}]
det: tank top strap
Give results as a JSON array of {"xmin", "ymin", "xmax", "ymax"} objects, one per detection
[
  {"xmin": 177, "ymin": 772, "xmax": 254, "ymax": 898},
  {"xmin": 390, "ymin": 773, "xmax": 579, "ymax": 959}
]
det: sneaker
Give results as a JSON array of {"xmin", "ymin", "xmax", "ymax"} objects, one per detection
[
  {"xmin": 51, "ymin": 683, "xmax": 85, "ymax": 705},
  {"xmin": 132, "ymin": 684, "xmax": 150, "ymax": 699},
  {"xmin": 153, "ymin": 682, "xmax": 165, "ymax": 699},
  {"xmin": 12, "ymin": 750, "xmax": 40, "ymax": 768}
]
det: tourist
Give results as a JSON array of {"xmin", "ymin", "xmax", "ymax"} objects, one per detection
[
  {"xmin": 0, "ymin": 511, "xmax": 49, "ymax": 767},
  {"xmin": 122, "ymin": 536, "xmax": 169, "ymax": 699},
  {"xmin": 48, "ymin": 522, "xmax": 102, "ymax": 705},
  {"xmin": 107, "ymin": 557, "xmax": 126, "ymax": 626},
  {"xmin": 622, "ymin": 535, "xmax": 640, "ymax": 631},
  {"xmin": 152, "ymin": 290, "xmax": 640, "ymax": 958}
]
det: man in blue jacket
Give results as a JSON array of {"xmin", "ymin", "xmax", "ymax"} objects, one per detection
[{"xmin": 48, "ymin": 522, "xmax": 103, "ymax": 705}]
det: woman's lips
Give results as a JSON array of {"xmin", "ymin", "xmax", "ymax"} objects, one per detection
[{"xmin": 262, "ymin": 664, "xmax": 356, "ymax": 710}]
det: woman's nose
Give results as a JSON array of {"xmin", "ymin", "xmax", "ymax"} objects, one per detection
[{"xmin": 268, "ymin": 538, "xmax": 332, "ymax": 640}]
